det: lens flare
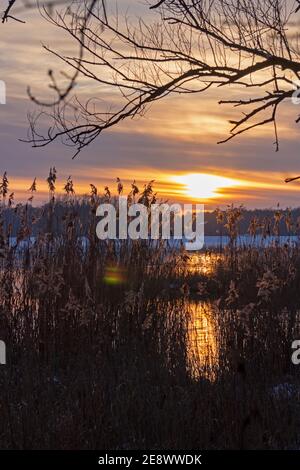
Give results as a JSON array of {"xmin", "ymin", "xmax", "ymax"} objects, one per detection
[{"xmin": 103, "ymin": 266, "xmax": 127, "ymax": 285}]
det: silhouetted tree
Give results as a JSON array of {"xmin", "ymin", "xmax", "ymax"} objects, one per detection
[
  {"xmin": 2, "ymin": 1, "xmax": 106, "ymax": 108},
  {"xmin": 23, "ymin": 0, "xmax": 300, "ymax": 156},
  {"xmin": 2, "ymin": 0, "xmax": 72, "ymax": 23}
]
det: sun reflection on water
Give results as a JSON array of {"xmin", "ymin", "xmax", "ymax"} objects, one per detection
[
  {"xmin": 188, "ymin": 301, "xmax": 219, "ymax": 379},
  {"xmin": 185, "ymin": 252, "xmax": 222, "ymax": 276}
]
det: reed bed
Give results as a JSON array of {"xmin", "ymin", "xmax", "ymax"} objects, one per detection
[{"xmin": 0, "ymin": 171, "xmax": 300, "ymax": 449}]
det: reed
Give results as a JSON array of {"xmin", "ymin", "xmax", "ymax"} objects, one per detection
[{"xmin": 0, "ymin": 172, "xmax": 299, "ymax": 449}]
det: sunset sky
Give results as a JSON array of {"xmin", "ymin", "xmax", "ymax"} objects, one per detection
[{"xmin": 1, "ymin": 0, "xmax": 300, "ymax": 208}]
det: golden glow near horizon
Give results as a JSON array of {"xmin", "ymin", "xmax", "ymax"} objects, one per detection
[
  {"xmin": 9, "ymin": 171, "xmax": 300, "ymax": 208},
  {"xmin": 1, "ymin": 9, "xmax": 300, "ymax": 210},
  {"xmin": 171, "ymin": 173, "xmax": 244, "ymax": 201}
]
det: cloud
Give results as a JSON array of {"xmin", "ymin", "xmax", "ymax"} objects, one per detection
[{"xmin": 0, "ymin": 3, "xmax": 300, "ymax": 208}]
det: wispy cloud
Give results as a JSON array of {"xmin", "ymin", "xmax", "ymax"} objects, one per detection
[{"xmin": 0, "ymin": 4, "xmax": 299, "ymax": 208}]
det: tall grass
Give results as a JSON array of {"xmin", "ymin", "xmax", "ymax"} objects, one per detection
[{"xmin": 0, "ymin": 171, "xmax": 299, "ymax": 449}]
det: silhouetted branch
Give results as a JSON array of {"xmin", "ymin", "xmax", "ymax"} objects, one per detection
[
  {"xmin": 2, "ymin": 0, "xmax": 18, "ymax": 23},
  {"xmin": 1, "ymin": 0, "xmax": 71, "ymax": 23},
  {"xmin": 285, "ymin": 176, "xmax": 300, "ymax": 183},
  {"xmin": 27, "ymin": 0, "xmax": 102, "ymax": 108},
  {"xmin": 24, "ymin": 0, "xmax": 300, "ymax": 157}
]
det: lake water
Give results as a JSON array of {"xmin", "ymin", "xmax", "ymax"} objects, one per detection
[
  {"xmin": 7, "ymin": 235, "xmax": 300, "ymax": 251},
  {"xmin": 188, "ymin": 301, "xmax": 218, "ymax": 378},
  {"xmin": 5, "ymin": 235, "xmax": 299, "ymax": 380}
]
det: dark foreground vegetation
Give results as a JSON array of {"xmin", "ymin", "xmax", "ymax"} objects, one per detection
[{"xmin": 0, "ymin": 173, "xmax": 300, "ymax": 449}]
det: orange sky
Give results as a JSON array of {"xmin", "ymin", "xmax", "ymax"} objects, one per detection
[{"xmin": 1, "ymin": 1, "xmax": 300, "ymax": 208}]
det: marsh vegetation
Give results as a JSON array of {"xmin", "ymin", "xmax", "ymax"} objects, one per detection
[{"xmin": 0, "ymin": 172, "xmax": 300, "ymax": 449}]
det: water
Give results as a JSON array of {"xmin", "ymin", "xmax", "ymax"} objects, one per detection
[
  {"xmin": 180, "ymin": 255, "xmax": 218, "ymax": 377},
  {"xmin": 7, "ymin": 235, "xmax": 300, "ymax": 251},
  {"xmin": 5, "ymin": 236, "xmax": 298, "ymax": 380},
  {"xmin": 203, "ymin": 234, "xmax": 300, "ymax": 248},
  {"xmin": 188, "ymin": 301, "xmax": 218, "ymax": 378}
]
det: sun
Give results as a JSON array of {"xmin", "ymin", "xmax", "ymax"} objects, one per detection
[{"xmin": 172, "ymin": 173, "xmax": 243, "ymax": 200}]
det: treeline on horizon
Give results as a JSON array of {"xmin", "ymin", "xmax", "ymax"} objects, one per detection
[{"xmin": 1, "ymin": 200, "xmax": 300, "ymax": 237}]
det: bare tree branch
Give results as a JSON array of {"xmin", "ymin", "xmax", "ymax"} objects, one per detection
[
  {"xmin": 2, "ymin": 0, "xmax": 20, "ymax": 23},
  {"xmin": 1, "ymin": 0, "xmax": 71, "ymax": 23},
  {"xmin": 23, "ymin": 0, "xmax": 300, "ymax": 157},
  {"xmin": 27, "ymin": 0, "xmax": 102, "ymax": 107}
]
